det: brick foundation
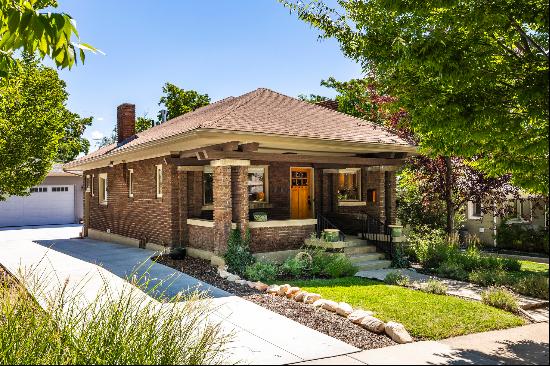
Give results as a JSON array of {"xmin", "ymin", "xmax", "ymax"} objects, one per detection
[
  {"xmin": 249, "ymin": 225, "xmax": 316, "ymax": 253},
  {"xmin": 188, "ymin": 224, "xmax": 215, "ymax": 252}
]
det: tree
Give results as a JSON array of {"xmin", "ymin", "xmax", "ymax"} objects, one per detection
[
  {"xmin": 0, "ymin": 54, "xmax": 85, "ymax": 198},
  {"xmin": 318, "ymin": 76, "xmax": 521, "ymax": 232},
  {"xmin": 0, "ymin": 0, "xmax": 98, "ymax": 76},
  {"xmin": 298, "ymin": 94, "xmax": 328, "ymax": 103},
  {"xmin": 158, "ymin": 82, "xmax": 210, "ymax": 120},
  {"xmin": 281, "ymin": 0, "xmax": 549, "ymax": 195},
  {"xmin": 56, "ymin": 115, "xmax": 92, "ymax": 163}
]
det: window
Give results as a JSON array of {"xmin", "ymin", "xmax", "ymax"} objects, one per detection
[
  {"xmin": 203, "ymin": 172, "xmax": 213, "ymax": 205},
  {"xmin": 337, "ymin": 169, "xmax": 361, "ymax": 201},
  {"xmin": 85, "ymin": 175, "xmax": 91, "ymax": 192},
  {"xmin": 52, "ymin": 187, "xmax": 68, "ymax": 192},
  {"xmin": 202, "ymin": 166, "xmax": 268, "ymax": 205},
  {"xmin": 248, "ymin": 166, "xmax": 267, "ymax": 202},
  {"xmin": 30, "ymin": 187, "xmax": 47, "ymax": 193},
  {"xmin": 91, "ymin": 174, "xmax": 95, "ymax": 196},
  {"xmin": 468, "ymin": 199, "xmax": 482, "ymax": 219},
  {"xmin": 128, "ymin": 169, "xmax": 134, "ymax": 198},
  {"xmin": 156, "ymin": 165, "xmax": 163, "ymax": 198},
  {"xmin": 99, "ymin": 173, "xmax": 108, "ymax": 204},
  {"xmin": 366, "ymin": 189, "xmax": 376, "ymax": 203}
]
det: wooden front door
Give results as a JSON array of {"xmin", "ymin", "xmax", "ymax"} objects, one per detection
[{"xmin": 290, "ymin": 168, "xmax": 313, "ymax": 219}]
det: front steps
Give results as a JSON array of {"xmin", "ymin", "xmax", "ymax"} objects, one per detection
[{"xmin": 305, "ymin": 235, "xmax": 392, "ymax": 271}]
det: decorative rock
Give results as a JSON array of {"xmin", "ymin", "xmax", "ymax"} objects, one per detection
[
  {"xmin": 312, "ymin": 299, "xmax": 329, "ymax": 308},
  {"xmin": 246, "ymin": 281, "xmax": 256, "ymax": 288},
  {"xmin": 235, "ymin": 279, "xmax": 247, "ymax": 285},
  {"xmin": 335, "ymin": 302, "xmax": 353, "ymax": 317},
  {"xmin": 278, "ymin": 284, "xmax": 291, "ymax": 296},
  {"xmin": 303, "ymin": 293, "xmax": 322, "ymax": 304},
  {"xmin": 218, "ymin": 268, "xmax": 230, "ymax": 279},
  {"xmin": 359, "ymin": 316, "xmax": 386, "ymax": 334},
  {"xmin": 321, "ymin": 300, "xmax": 339, "ymax": 312},
  {"xmin": 293, "ymin": 291, "xmax": 307, "ymax": 302},
  {"xmin": 266, "ymin": 285, "xmax": 281, "ymax": 295},
  {"xmin": 226, "ymin": 274, "xmax": 240, "ymax": 282},
  {"xmin": 285, "ymin": 287, "xmax": 301, "ymax": 298},
  {"xmin": 385, "ymin": 322, "xmax": 413, "ymax": 344},
  {"xmin": 348, "ymin": 310, "xmax": 375, "ymax": 324},
  {"xmin": 254, "ymin": 282, "xmax": 269, "ymax": 291}
]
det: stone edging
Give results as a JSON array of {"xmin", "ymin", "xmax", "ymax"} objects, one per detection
[{"xmin": 217, "ymin": 268, "xmax": 414, "ymax": 344}]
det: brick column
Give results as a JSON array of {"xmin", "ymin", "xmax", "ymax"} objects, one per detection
[
  {"xmin": 385, "ymin": 171, "xmax": 397, "ymax": 225},
  {"xmin": 178, "ymin": 171, "xmax": 188, "ymax": 246},
  {"xmin": 231, "ymin": 166, "xmax": 249, "ymax": 234},
  {"xmin": 213, "ymin": 165, "xmax": 232, "ymax": 254},
  {"xmin": 211, "ymin": 159, "xmax": 250, "ymax": 254}
]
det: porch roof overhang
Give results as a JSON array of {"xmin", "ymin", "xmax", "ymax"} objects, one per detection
[{"xmin": 64, "ymin": 129, "xmax": 417, "ymax": 171}]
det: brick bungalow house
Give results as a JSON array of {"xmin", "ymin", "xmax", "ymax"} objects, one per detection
[{"xmin": 64, "ymin": 88, "xmax": 416, "ymax": 264}]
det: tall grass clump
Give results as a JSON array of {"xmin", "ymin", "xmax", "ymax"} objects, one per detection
[
  {"xmin": 0, "ymin": 266, "xmax": 231, "ymax": 365},
  {"xmin": 481, "ymin": 287, "xmax": 519, "ymax": 313}
]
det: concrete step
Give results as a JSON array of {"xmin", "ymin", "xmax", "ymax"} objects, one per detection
[
  {"xmin": 305, "ymin": 238, "xmax": 369, "ymax": 250},
  {"xmin": 343, "ymin": 245, "xmax": 378, "ymax": 255},
  {"xmin": 348, "ymin": 253, "xmax": 386, "ymax": 263},
  {"xmin": 354, "ymin": 260, "xmax": 392, "ymax": 271}
]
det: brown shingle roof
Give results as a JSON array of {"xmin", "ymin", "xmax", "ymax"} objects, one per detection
[{"xmin": 68, "ymin": 88, "xmax": 413, "ymax": 167}]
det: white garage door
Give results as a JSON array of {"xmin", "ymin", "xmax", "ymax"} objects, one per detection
[{"xmin": 0, "ymin": 185, "xmax": 75, "ymax": 227}]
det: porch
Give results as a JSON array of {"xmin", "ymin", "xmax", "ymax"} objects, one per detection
[{"xmin": 172, "ymin": 141, "xmax": 405, "ymax": 259}]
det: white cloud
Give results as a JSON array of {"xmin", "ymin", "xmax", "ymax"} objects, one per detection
[
  {"xmin": 96, "ymin": 117, "xmax": 104, "ymax": 121},
  {"xmin": 91, "ymin": 130, "xmax": 104, "ymax": 140}
]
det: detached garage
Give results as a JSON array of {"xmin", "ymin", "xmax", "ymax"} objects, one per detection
[{"xmin": 0, "ymin": 164, "xmax": 83, "ymax": 227}]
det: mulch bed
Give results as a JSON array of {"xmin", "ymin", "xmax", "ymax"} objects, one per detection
[{"xmin": 154, "ymin": 255, "xmax": 397, "ymax": 350}]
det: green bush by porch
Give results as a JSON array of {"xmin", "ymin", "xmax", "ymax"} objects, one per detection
[{"xmin": 291, "ymin": 277, "xmax": 524, "ymax": 340}]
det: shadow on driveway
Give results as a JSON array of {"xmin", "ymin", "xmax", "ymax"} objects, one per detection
[{"xmin": 34, "ymin": 238, "xmax": 231, "ymax": 300}]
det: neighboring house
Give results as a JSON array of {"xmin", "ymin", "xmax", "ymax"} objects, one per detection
[
  {"xmin": 464, "ymin": 195, "xmax": 548, "ymax": 246},
  {"xmin": 64, "ymin": 88, "xmax": 416, "ymax": 263},
  {"xmin": 0, "ymin": 164, "xmax": 83, "ymax": 227}
]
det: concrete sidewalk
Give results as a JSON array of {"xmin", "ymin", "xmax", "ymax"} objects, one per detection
[
  {"xmin": 294, "ymin": 323, "xmax": 549, "ymax": 365},
  {"xmin": 0, "ymin": 225, "xmax": 359, "ymax": 364}
]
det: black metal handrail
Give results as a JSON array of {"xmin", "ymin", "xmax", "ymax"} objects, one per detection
[
  {"xmin": 357, "ymin": 213, "xmax": 394, "ymax": 259},
  {"xmin": 316, "ymin": 213, "xmax": 346, "ymax": 242}
]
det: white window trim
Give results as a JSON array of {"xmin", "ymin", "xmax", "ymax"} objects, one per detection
[
  {"xmin": 91, "ymin": 174, "xmax": 95, "ymax": 196},
  {"xmin": 156, "ymin": 165, "xmax": 163, "ymax": 198},
  {"xmin": 337, "ymin": 168, "xmax": 362, "ymax": 202},
  {"xmin": 98, "ymin": 173, "xmax": 108, "ymax": 205},
  {"xmin": 128, "ymin": 169, "xmax": 134, "ymax": 198},
  {"xmin": 85, "ymin": 175, "xmax": 91, "ymax": 193},
  {"xmin": 467, "ymin": 200, "xmax": 482, "ymax": 219}
]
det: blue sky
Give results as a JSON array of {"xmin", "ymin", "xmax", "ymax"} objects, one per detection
[{"xmin": 54, "ymin": 0, "xmax": 362, "ymax": 150}]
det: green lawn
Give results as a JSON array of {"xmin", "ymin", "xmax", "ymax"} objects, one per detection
[
  {"xmin": 519, "ymin": 260, "xmax": 549, "ymax": 276},
  {"xmin": 291, "ymin": 277, "xmax": 524, "ymax": 340}
]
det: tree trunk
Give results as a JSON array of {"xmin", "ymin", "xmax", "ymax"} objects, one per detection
[{"xmin": 444, "ymin": 156, "xmax": 454, "ymax": 234}]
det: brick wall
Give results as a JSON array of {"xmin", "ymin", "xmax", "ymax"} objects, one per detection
[
  {"xmin": 250, "ymin": 225, "xmax": 316, "ymax": 253},
  {"xmin": 188, "ymin": 224, "xmax": 215, "ymax": 252},
  {"xmin": 213, "ymin": 166, "xmax": 232, "ymax": 254},
  {"xmin": 85, "ymin": 156, "xmax": 178, "ymax": 247}
]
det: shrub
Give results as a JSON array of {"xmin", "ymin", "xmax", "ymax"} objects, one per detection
[
  {"xmin": 501, "ymin": 258, "xmax": 522, "ymax": 272},
  {"xmin": 468, "ymin": 270, "xmax": 509, "ymax": 287},
  {"xmin": 422, "ymin": 279, "xmax": 448, "ymax": 295},
  {"xmin": 0, "ymin": 269, "xmax": 229, "ymax": 364},
  {"xmin": 384, "ymin": 271, "xmax": 410, "ymax": 286},
  {"xmin": 281, "ymin": 253, "xmax": 312, "ymax": 278},
  {"xmin": 310, "ymin": 250, "xmax": 357, "ymax": 278},
  {"xmin": 481, "ymin": 287, "xmax": 519, "ymax": 313},
  {"xmin": 512, "ymin": 275, "xmax": 549, "ymax": 300},
  {"xmin": 435, "ymin": 261, "xmax": 469, "ymax": 281},
  {"xmin": 244, "ymin": 261, "xmax": 278, "ymax": 283},
  {"xmin": 409, "ymin": 229, "xmax": 458, "ymax": 269},
  {"xmin": 496, "ymin": 221, "xmax": 549, "ymax": 254},
  {"xmin": 224, "ymin": 229, "xmax": 255, "ymax": 276},
  {"xmin": 391, "ymin": 244, "xmax": 410, "ymax": 269}
]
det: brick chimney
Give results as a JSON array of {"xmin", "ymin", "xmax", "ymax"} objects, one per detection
[{"xmin": 117, "ymin": 103, "xmax": 136, "ymax": 143}]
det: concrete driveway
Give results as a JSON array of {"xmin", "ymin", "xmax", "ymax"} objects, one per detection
[{"xmin": 0, "ymin": 225, "xmax": 359, "ymax": 364}]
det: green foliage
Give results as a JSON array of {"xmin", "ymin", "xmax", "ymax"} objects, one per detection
[
  {"xmin": 0, "ymin": 269, "xmax": 229, "ymax": 364},
  {"xmin": 283, "ymin": 0, "xmax": 549, "ymax": 194},
  {"xmin": 435, "ymin": 261, "xmax": 469, "ymax": 282},
  {"xmin": 468, "ymin": 270, "xmax": 509, "ymax": 287},
  {"xmin": 158, "ymin": 82, "xmax": 210, "ymax": 120},
  {"xmin": 281, "ymin": 254, "xmax": 311, "ymax": 278},
  {"xmin": 391, "ymin": 243, "xmax": 410, "ymax": 269},
  {"xmin": 513, "ymin": 275, "xmax": 549, "ymax": 300},
  {"xmin": 56, "ymin": 116, "xmax": 92, "ymax": 163},
  {"xmin": 136, "ymin": 115, "xmax": 154, "ymax": 133},
  {"xmin": 422, "ymin": 279, "xmax": 448, "ymax": 295},
  {"xmin": 297, "ymin": 94, "xmax": 328, "ymax": 103},
  {"xmin": 0, "ymin": 55, "xmax": 88, "ymax": 198},
  {"xmin": 384, "ymin": 271, "xmax": 410, "ymax": 286},
  {"xmin": 496, "ymin": 221, "xmax": 549, "ymax": 254},
  {"xmin": 244, "ymin": 261, "xmax": 278, "ymax": 283},
  {"xmin": 0, "ymin": 0, "xmax": 98, "ymax": 76},
  {"xmin": 309, "ymin": 250, "xmax": 357, "ymax": 278},
  {"xmin": 481, "ymin": 287, "xmax": 519, "ymax": 313},
  {"xmin": 409, "ymin": 229, "xmax": 457, "ymax": 269},
  {"xmin": 224, "ymin": 229, "xmax": 255, "ymax": 276}
]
